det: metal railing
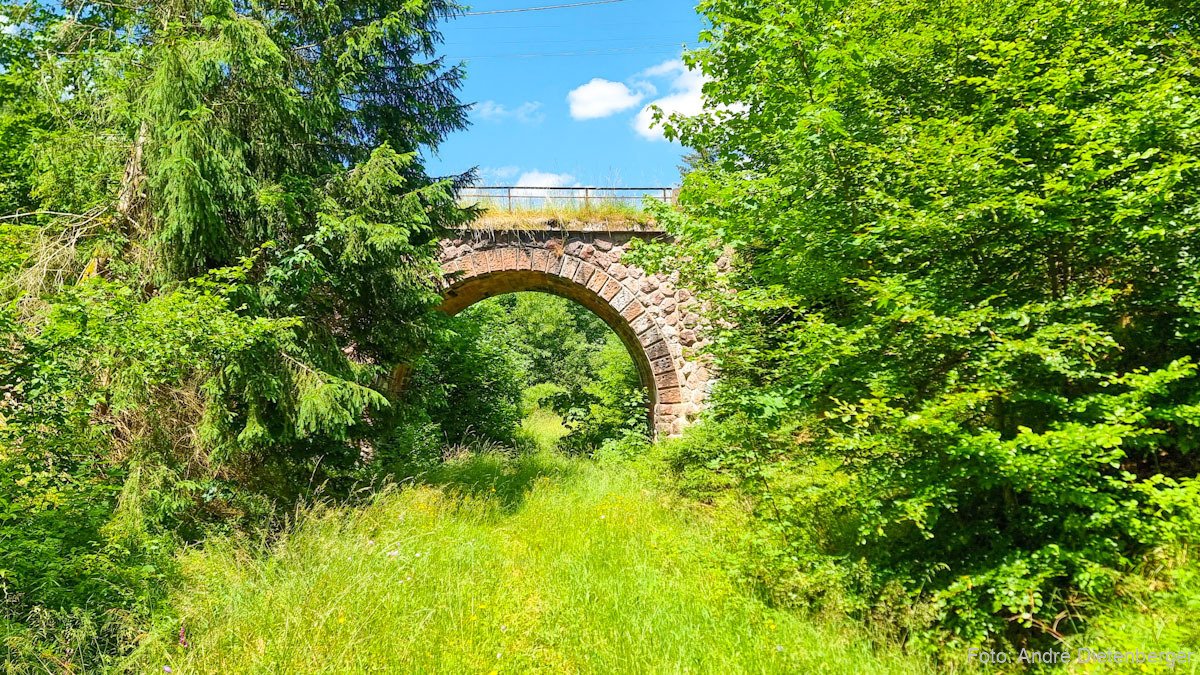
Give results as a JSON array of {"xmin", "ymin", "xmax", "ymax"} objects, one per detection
[{"xmin": 458, "ymin": 186, "xmax": 678, "ymax": 212}]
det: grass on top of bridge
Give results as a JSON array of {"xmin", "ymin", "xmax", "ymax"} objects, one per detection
[{"xmin": 465, "ymin": 199, "xmax": 659, "ymax": 231}]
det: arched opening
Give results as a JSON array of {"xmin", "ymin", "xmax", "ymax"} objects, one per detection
[{"xmin": 440, "ymin": 269, "xmax": 663, "ymax": 433}]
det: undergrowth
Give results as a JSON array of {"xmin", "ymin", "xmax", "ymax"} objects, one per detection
[{"xmin": 126, "ymin": 451, "xmax": 934, "ymax": 674}]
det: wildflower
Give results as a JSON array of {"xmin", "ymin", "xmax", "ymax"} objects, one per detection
[
  {"xmin": 163, "ymin": 667, "xmax": 173, "ymax": 673},
  {"xmin": 387, "ymin": 550, "xmax": 399, "ymax": 557},
  {"xmin": 776, "ymin": 645, "xmax": 784, "ymax": 652}
]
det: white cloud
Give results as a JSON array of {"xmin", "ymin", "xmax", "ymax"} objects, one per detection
[
  {"xmin": 640, "ymin": 60, "xmax": 686, "ymax": 78},
  {"xmin": 473, "ymin": 100, "xmax": 544, "ymax": 124},
  {"xmin": 515, "ymin": 171, "xmax": 576, "ymax": 188},
  {"xmin": 567, "ymin": 79, "xmax": 646, "ymax": 120},
  {"xmin": 479, "ymin": 165, "xmax": 520, "ymax": 182},
  {"xmin": 633, "ymin": 59, "xmax": 709, "ymax": 141},
  {"xmin": 475, "ymin": 100, "xmax": 507, "ymax": 120}
]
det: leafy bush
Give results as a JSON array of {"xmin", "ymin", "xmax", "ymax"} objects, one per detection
[
  {"xmin": 443, "ymin": 293, "xmax": 651, "ymax": 453},
  {"xmin": 641, "ymin": 0, "xmax": 1200, "ymax": 648},
  {"xmin": 405, "ymin": 304, "xmax": 526, "ymax": 448},
  {"xmin": 558, "ymin": 333, "xmax": 649, "ymax": 454}
]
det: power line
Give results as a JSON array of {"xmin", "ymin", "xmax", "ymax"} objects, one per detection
[
  {"xmin": 443, "ymin": 35, "xmax": 682, "ymax": 46},
  {"xmin": 449, "ymin": 20, "xmax": 694, "ymax": 30},
  {"xmin": 462, "ymin": 0, "xmax": 627, "ymax": 17},
  {"xmin": 445, "ymin": 44, "xmax": 682, "ymax": 59}
]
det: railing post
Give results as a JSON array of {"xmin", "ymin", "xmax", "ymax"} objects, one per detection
[
  {"xmin": 584, "ymin": 187, "xmax": 591, "ymax": 210},
  {"xmin": 507, "ymin": 186, "xmax": 512, "ymax": 213}
]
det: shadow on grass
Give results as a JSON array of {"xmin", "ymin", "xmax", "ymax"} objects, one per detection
[{"xmin": 419, "ymin": 451, "xmax": 579, "ymax": 512}]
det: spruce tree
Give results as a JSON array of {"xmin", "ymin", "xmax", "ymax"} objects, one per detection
[{"xmin": 1, "ymin": 0, "xmax": 474, "ymax": 503}]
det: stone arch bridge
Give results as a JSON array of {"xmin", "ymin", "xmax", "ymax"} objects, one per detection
[{"xmin": 437, "ymin": 226, "xmax": 710, "ymax": 437}]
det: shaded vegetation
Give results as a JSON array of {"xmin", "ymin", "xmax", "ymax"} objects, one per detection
[{"xmin": 411, "ymin": 292, "xmax": 647, "ymax": 454}]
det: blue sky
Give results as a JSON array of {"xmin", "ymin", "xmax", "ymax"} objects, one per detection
[{"xmin": 423, "ymin": 0, "xmax": 706, "ymax": 188}]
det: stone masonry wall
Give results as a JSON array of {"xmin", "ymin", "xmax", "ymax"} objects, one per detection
[{"xmin": 438, "ymin": 229, "xmax": 711, "ymax": 437}]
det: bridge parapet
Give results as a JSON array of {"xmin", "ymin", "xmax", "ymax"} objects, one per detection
[{"xmin": 438, "ymin": 226, "xmax": 710, "ymax": 437}]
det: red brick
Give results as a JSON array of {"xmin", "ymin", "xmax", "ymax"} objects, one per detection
[
  {"xmin": 500, "ymin": 247, "xmax": 518, "ymax": 270},
  {"xmin": 643, "ymin": 338, "xmax": 670, "ymax": 361},
  {"xmin": 574, "ymin": 261, "xmax": 597, "ymax": 287},
  {"xmin": 482, "ymin": 250, "xmax": 500, "ymax": 274},
  {"xmin": 621, "ymin": 301, "xmax": 645, "ymax": 323},
  {"xmin": 610, "ymin": 288, "xmax": 634, "ymax": 313},
  {"xmin": 457, "ymin": 253, "xmax": 480, "ymax": 277},
  {"xmin": 587, "ymin": 270, "xmax": 612, "ymax": 294},
  {"xmin": 657, "ymin": 386, "xmax": 682, "ymax": 404},
  {"xmin": 600, "ymin": 278, "xmax": 622, "ymax": 301},
  {"xmin": 630, "ymin": 312, "xmax": 656, "ymax": 336},
  {"xmin": 560, "ymin": 257, "xmax": 580, "ymax": 281},
  {"xmin": 650, "ymin": 354, "xmax": 674, "ymax": 375}
]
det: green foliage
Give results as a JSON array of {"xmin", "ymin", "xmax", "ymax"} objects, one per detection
[
  {"xmin": 0, "ymin": 0, "xmax": 470, "ymax": 666},
  {"xmin": 558, "ymin": 333, "xmax": 650, "ymax": 454},
  {"xmin": 405, "ymin": 304, "xmax": 526, "ymax": 448},
  {"xmin": 644, "ymin": 0, "xmax": 1200, "ymax": 648},
  {"xmin": 0, "ymin": 266, "xmax": 300, "ymax": 666},
  {"xmin": 442, "ymin": 292, "xmax": 649, "ymax": 452}
]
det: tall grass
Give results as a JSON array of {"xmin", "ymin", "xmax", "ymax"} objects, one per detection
[
  {"xmin": 128, "ymin": 452, "xmax": 932, "ymax": 673},
  {"xmin": 466, "ymin": 200, "xmax": 654, "ymax": 231},
  {"xmin": 516, "ymin": 408, "xmax": 571, "ymax": 452}
]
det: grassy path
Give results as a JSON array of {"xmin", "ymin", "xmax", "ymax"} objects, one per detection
[{"xmin": 130, "ymin": 452, "xmax": 929, "ymax": 673}]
